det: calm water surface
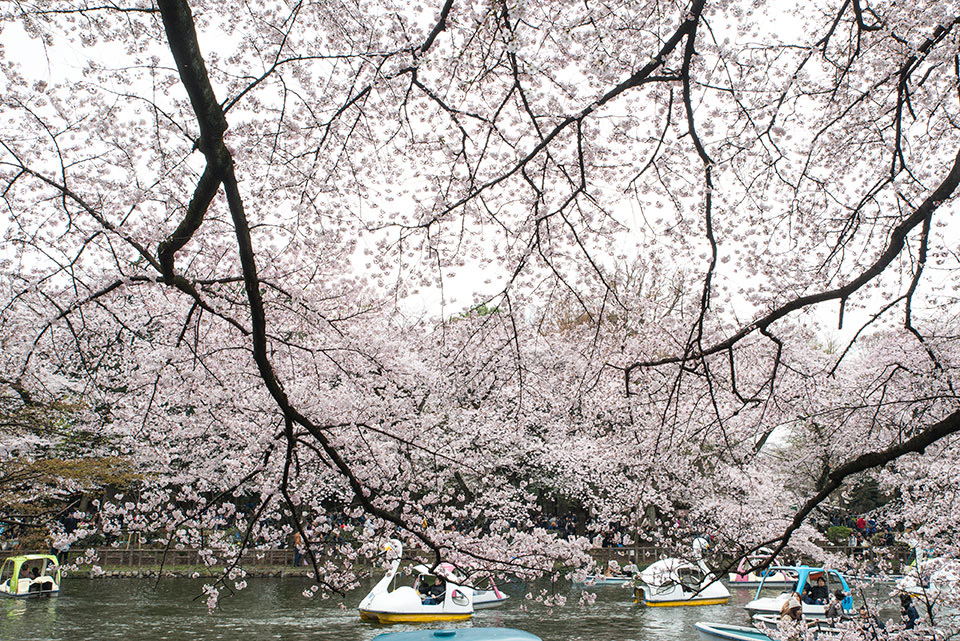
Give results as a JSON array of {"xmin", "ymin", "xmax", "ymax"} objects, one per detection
[{"xmin": 1, "ymin": 578, "xmax": 896, "ymax": 641}]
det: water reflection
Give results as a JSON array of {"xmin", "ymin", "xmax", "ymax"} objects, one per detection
[
  {"xmin": 0, "ymin": 579, "xmax": 896, "ymax": 641},
  {"xmin": 1, "ymin": 594, "xmax": 57, "ymax": 636}
]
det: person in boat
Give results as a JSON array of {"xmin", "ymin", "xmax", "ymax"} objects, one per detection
[
  {"xmin": 804, "ymin": 576, "xmax": 828, "ymax": 604},
  {"xmin": 421, "ymin": 576, "xmax": 446, "ymax": 605},
  {"xmin": 603, "ymin": 561, "xmax": 617, "ymax": 578},
  {"xmin": 900, "ymin": 593, "xmax": 919, "ymax": 630},
  {"xmin": 622, "ymin": 555, "xmax": 640, "ymax": 576},
  {"xmin": 778, "ymin": 594, "xmax": 812, "ymax": 641},
  {"xmin": 825, "ymin": 590, "xmax": 845, "ymax": 622},
  {"xmin": 27, "ymin": 566, "xmax": 44, "ymax": 593},
  {"xmin": 780, "ymin": 594, "xmax": 804, "ymax": 623}
]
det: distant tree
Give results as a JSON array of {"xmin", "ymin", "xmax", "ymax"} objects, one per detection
[{"xmin": 0, "ymin": 377, "xmax": 133, "ymax": 527}]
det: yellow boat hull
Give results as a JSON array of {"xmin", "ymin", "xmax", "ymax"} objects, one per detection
[
  {"xmin": 359, "ymin": 609, "xmax": 473, "ymax": 623},
  {"xmin": 639, "ymin": 597, "xmax": 730, "ymax": 607}
]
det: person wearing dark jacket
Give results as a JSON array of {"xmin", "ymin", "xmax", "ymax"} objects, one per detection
[
  {"xmin": 804, "ymin": 576, "xmax": 828, "ymax": 604},
  {"xmin": 901, "ymin": 593, "xmax": 920, "ymax": 629},
  {"xmin": 422, "ymin": 577, "xmax": 446, "ymax": 604}
]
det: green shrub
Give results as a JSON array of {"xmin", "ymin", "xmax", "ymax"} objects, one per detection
[{"xmin": 826, "ymin": 526, "xmax": 852, "ymax": 544}]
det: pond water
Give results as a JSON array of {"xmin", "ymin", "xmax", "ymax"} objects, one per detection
[{"xmin": 0, "ymin": 577, "xmax": 898, "ymax": 641}]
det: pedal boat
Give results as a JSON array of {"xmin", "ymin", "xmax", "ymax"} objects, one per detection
[
  {"xmin": 898, "ymin": 547, "xmax": 949, "ymax": 600},
  {"xmin": 695, "ymin": 621, "xmax": 775, "ymax": 641},
  {"xmin": 697, "ymin": 615, "xmax": 845, "ymax": 641},
  {"xmin": 728, "ymin": 548, "xmax": 793, "ymax": 587},
  {"xmin": 633, "ymin": 537, "xmax": 730, "ymax": 606},
  {"xmin": 633, "ymin": 557, "xmax": 731, "ymax": 606},
  {"xmin": 744, "ymin": 566, "xmax": 853, "ymax": 619},
  {"xmin": 359, "ymin": 539, "xmax": 474, "ymax": 623},
  {"xmin": 579, "ymin": 574, "xmax": 633, "ymax": 586},
  {"xmin": 0, "ymin": 554, "xmax": 61, "ymax": 598}
]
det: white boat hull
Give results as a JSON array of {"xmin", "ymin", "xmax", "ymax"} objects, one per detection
[
  {"xmin": 636, "ymin": 584, "xmax": 730, "ymax": 607},
  {"xmin": 728, "ymin": 571, "xmax": 793, "ymax": 587},
  {"xmin": 696, "ymin": 622, "xmax": 773, "ymax": 641},
  {"xmin": 745, "ymin": 596, "xmax": 827, "ymax": 618},
  {"xmin": 473, "ymin": 590, "xmax": 509, "ymax": 609},
  {"xmin": 577, "ymin": 575, "xmax": 632, "ymax": 586},
  {"xmin": 729, "ymin": 549, "xmax": 791, "ymax": 588},
  {"xmin": 359, "ymin": 585, "xmax": 474, "ymax": 623}
]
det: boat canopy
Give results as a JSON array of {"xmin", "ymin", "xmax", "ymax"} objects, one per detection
[{"xmin": 753, "ymin": 565, "xmax": 852, "ymax": 609}]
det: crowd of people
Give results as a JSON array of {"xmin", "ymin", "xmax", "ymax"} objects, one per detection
[{"xmin": 828, "ymin": 512, "xmax": 899, "ymax": 547}]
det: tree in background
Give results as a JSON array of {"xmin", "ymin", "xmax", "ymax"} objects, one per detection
[{"xmin": 0, "ymin": 370, "xmax": 134, "ymax": 546}]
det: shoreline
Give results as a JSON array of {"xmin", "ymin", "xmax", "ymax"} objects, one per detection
[
  {"xmin": 63, "ymin": 565, "xmax": 320, "ymax": 579},
  {"xmin": 6, "ymin": 541, "xmax": 902, "ymax": 580}
]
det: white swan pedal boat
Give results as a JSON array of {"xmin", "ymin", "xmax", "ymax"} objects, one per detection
[
  {"xmin": 633, "ymin": 557, "xmax": 730, "ymax": 606},
  {"xmin": 359, "ymin": 539, "xmax": 474, "ymax": 623},
  {"xmin": 633, "ymin": 539, "xmax": 730, "ymax": 607}
]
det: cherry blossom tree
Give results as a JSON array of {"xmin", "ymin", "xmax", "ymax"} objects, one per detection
[{"xmin": 1, "ymin": 0, "xmax": 959, "ymax": 622}]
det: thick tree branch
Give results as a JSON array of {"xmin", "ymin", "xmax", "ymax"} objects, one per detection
[{"xmin": 156, "ymin": 0, "xmax": 446, "ymax": 564}]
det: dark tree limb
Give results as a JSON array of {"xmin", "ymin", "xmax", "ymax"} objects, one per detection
[
  {"xmin": 155, "ymin": 0, "xmax": 446, "ymax": 571},
  {"xmin": 625, "ymin": 143, "xmax": 960, "ymax": 375}
]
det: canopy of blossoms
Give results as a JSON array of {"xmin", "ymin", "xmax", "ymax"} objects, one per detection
[{"xmin": 1, "ymin": 0, "xmax": 958, "ymax": 628}]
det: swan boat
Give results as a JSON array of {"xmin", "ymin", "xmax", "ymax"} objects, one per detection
[
  {"xmin": 0, "ymin": 554, "xmax": 61, "ymax": 598},
  {"xmin": 359, "ymin": 540, "xmax": 474, "ymax": 623},
  {"xmin": 633, "ymin": 538, "xmax": 730, "ymax": 606},
  {"xmin": 744, "ymin": 566, "xmax": 853, "ymax": 619},
  {"xmin": 412, "ymin": 563, "xmax": 509, "ymax": 609},
  {"xmin": 728, "ymin": 548, "xmax": 793, "ymax": 587}
]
